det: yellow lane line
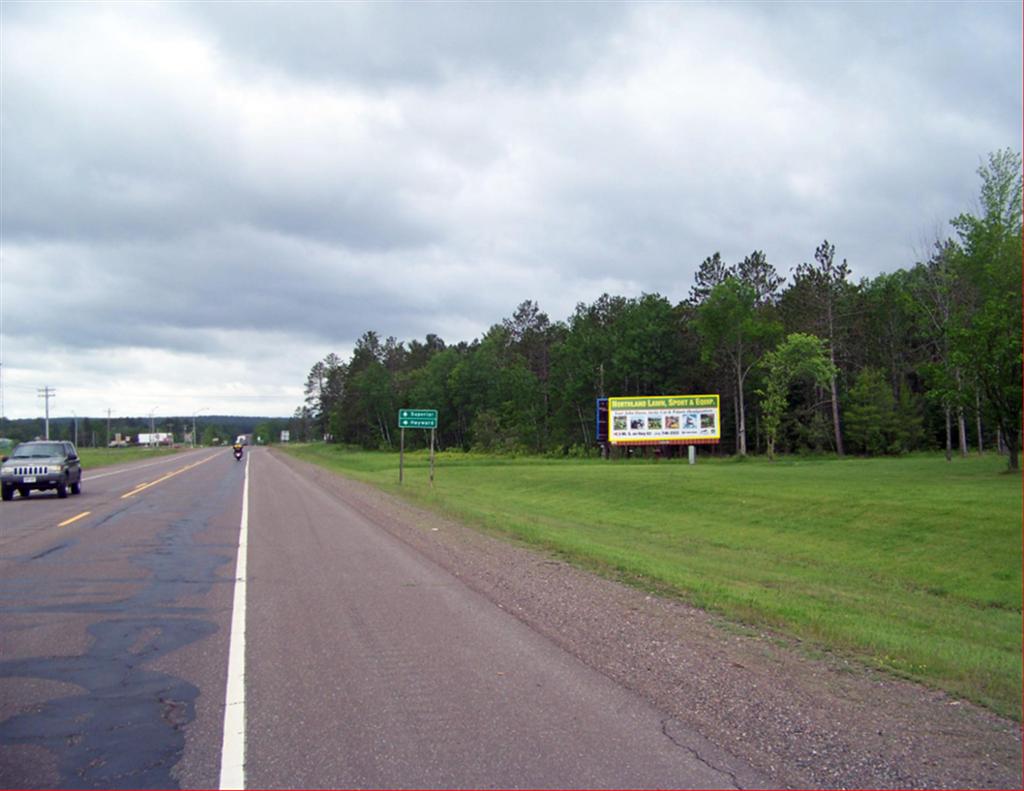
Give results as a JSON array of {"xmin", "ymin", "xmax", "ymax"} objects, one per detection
[
  {"xmin": 121, "ymin": 454, "xmax": 219, "ymax": 500},
  {"xmin": 58, "ymin": 511, "xmax": 92, "ymax": 528}
]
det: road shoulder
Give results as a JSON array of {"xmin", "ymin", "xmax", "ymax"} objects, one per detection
[{"xmin": 272, "ymin": 449, "xmax": 1022, "ymax": 789}]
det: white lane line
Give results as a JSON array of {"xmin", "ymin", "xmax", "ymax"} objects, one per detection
[{"xmin": 219, "ymin": 452, "xmax": 250, "ymax": 790}]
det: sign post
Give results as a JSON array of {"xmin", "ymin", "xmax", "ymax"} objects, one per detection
[{"xmin": 397, "ymin": 409, "xmax": 439, "ymax": 485}]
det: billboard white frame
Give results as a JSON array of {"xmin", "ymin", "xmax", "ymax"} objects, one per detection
[{"xmin": 607, "ymin": 394, "xmax": 720, "ymax": 445}]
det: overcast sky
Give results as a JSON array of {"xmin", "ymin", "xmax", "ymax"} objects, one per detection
[{"xmin": 1, "ymin": 1, "xmax": 1020, "ymax": 421}]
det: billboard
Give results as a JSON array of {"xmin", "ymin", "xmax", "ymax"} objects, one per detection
[{"xmin": 607, "ymin": 395, "xmax": 720, "ymax": 445}]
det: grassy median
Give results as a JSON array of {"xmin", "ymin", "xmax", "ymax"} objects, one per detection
[
  {"xmin": 282, "ymin": 444, "xmax": 1022, "ymax": 719},
  {"xmin": 79, "ymin": 446, "xmax": 184, "ymax": 469}
]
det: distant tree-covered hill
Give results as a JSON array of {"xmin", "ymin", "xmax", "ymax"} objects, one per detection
[{"xmin": 0, "ymin": 415, "xmax": 290, "ymax": 447}]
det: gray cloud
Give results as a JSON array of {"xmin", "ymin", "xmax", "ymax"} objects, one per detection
[
  {"xmin": 187, "ymin": 1, "xmax": 628, "ymax": 88},
  {"xmin": 1, "ymin": 0, "xmax": 1020, "ymax": 419}
]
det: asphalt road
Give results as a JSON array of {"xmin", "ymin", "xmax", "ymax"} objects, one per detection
[
  {"xmin": 0, "ymin": 448, "xmax": 238, "ymax": 788},
  {"xmin": 0, "ymin": 448, "xmax": 763, "ymax": 789}
]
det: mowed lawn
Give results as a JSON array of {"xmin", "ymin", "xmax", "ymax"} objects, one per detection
[
  {"xmin": 284, "ymin": 445, "xmax": 1022, "ymax": 719},
  {"xmin": 79, "ymin": 446, "xmax": 183, "ymax": 469}
]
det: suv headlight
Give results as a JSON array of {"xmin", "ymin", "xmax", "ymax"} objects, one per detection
[{"xmin": 48, "ymin": 464, "xmax": 63, "ymax": 474}]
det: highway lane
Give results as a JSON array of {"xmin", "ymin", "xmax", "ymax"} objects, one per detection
[
  {"xmin": 0, "ymin": 447, "xmax": 243, "ymax": 788},
  {"xmin": 0, "ymin": 449, "xmax": 223, "ymax": 556},
  {"xmin": 1, "ymin": 447, "xmax": 763, "ymax": 788},
  {"xmin": 244, "ymin": 450, "xmax": 757, "ymax": 789}
]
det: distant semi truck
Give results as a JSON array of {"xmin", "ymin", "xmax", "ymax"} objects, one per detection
[
  {"xmin": 236, "ymin": 434, "xmax": 253, "ymax": 446},
  {"xmin": 138, "ymin": 432, "xmax": 173, "ymax": 446}
]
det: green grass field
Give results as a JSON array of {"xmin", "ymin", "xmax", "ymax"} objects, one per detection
[
  {"xmin": 282, "ymin": 444, "xmax": 1022, "ymax": 719},
  {"xmin": 79, "ymin": 446, "xmax": 183, "ymax": 469}
]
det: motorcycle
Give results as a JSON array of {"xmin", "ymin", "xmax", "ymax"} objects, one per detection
[{"xmin": 233, "ymin": 446, "xmax": 243, "ymax": 461}]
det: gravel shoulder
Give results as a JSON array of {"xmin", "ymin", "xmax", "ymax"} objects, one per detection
[{"xmin": 273, "ymin": 450, "xmax": 1022, "ymax": 789}]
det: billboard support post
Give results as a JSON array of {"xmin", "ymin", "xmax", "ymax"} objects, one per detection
[{"xmin": 689, "ymin": 445, "xmax": 696, "ymax": 465}]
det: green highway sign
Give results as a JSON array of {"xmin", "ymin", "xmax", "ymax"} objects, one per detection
[{"xmin": 398, "ymin": 408, "xmax": 438, "ymax": 429}]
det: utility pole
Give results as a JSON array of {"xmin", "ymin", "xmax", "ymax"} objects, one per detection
[
  {"xmin": 107, "ymin": 408, "xmax": 111, "ymax": 448},
  {"xmin": 38, "ymin": 386, "xmax": 55, "ymax": 439}
]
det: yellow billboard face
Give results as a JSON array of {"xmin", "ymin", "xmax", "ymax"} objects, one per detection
[{"xmin": 607, "ymin": 395, "xmax": 720, "ymax": 444}]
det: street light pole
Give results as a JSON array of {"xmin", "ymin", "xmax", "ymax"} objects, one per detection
[{"xmin": 149, "ymin": 406, "xmax": 159, "ymax": 448}]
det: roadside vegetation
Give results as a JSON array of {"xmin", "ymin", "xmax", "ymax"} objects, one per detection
[
  {"xmin": 0, "ymin": 416, "xmax": 288, "ymax": 451},
  {"xmin": 78, "ymin": 446, "xmax": 182, "ymax": 469},
  {"xmin": 278, "ymin": 149, "xmax": 1021, "ymax": 717},
  {"xmin": 283, "ymin": 443, "xmax": 1022, "ymax": 720},
  {"xmin": 290, "ymin": 151, "xmax": 1021, "ymax": 471}
]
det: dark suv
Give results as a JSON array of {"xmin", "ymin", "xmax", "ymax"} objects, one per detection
[{"xmin": 1, "ymin": 441, "xmax": 83, "ymax": 501}]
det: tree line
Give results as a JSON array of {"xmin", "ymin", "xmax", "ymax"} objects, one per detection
[
  {"xmin": 0, "ymin": 415, "xmax": 287, "ymax": 448},
  {"xmin": 295, "ymin": 150, "xmax": 1022, "ymax": 470}
]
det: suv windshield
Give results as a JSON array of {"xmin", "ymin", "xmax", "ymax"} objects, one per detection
[{"xmin": 11, "ymin": 443, "xmax": 65, "ymax": 458}]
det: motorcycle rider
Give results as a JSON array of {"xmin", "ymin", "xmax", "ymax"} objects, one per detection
[{"xmin": 232, "ymin": 441, "xmax": 244, "ymax": 460}]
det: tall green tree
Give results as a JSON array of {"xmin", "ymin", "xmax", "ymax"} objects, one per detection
[
  {"xmin": 331, "ymin": 332, "xmax": 392, "ymax": 446},
  {"xmin": 909, "ymin": 242, "xmax": 971, "ymax": 460},
  {"xmin": 304, "ymin": 352, "xmax": 344, "ymax": 440},
  {"xmin": 549, "ymin": 294, "xmax": 628, "ymax": 449},
  {"xmin": 502, "ymin": 300, "xmax": 565, "ymax": 449},
  {"xmin": 288, "ymin": 406, "xmax": 312, "ymax": 443},
  {"xmin": 696, "ymin": 278, "xmax": 780, "ymax": 455},
  {"xmin": 737, "ymin": 249, "xmax": 785, "ymax": 306},
  {"xmin": 406, "ymin": 346, "xmax": 460, "ymax": 449},
  {"xmin": 844, "ymin": 367, "xmax": 923, "ymax": 455},
  {"xmin": 757, "ymin": 333, "xmax": 835, "ymax": 459},
  {"xmin": 612, "ymin": 293, "xmax": 682, "ymax": 397},
  {"xmin": 949, "ymin": 149, "xmax": 1022, "ymax": 470},
  {"xmin": 787, "ymin": 240, "xmax": 853, "ymax": 456},
  {"xmin": 688, "ymin": 252, "xmax": 731, "ymax": 305}
]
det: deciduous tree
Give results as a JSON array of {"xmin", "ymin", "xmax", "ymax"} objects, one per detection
[
  {"xmin": 757, "ymin": 333, "xmax": 835, "ymax": 459},
  {"xmin": 949, "ymin": 149, "xmax": 1022, "ymax": 470},
  {"xmin": 696, "ymin": 278, "xmax": 781, "ymax": 455}
]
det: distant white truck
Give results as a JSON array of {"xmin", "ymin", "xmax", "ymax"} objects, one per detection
[
  {"xmin": 236, "ymin": 434, "xmax": 253, "ymax": 446},
  {"xmin": 138, "ymin": 432, "xmax": 173, "ymax": 446}
]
